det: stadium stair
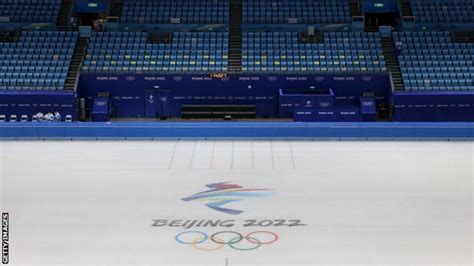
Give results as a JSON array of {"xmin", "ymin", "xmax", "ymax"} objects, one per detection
[
  {"xmin": 381, "ymin": 36, "xmax": 404, "ymax": 90},
  {"xmin": 348, "ymin": 0, "xmax": 363, "ymax": 17},
  {"xmin": 57, "ymin": 0, "xmax": 73, "ymax": 29},
  {"xmin": 110, "ymin": 0, "xmax": 124, "ymax": 19},
  {"xmin": 400, "ymin": 0, "xmax": 414, "ymax": 17},
  {"xmin": 65, "ymin": 36, "xmax": 88, "ymax": 91},
  {"xmin": 228, "ymin": 0, "xmax": 243, "ymax": 73},
  {"xmin": 452, "ymin": 31, "xmax": 474, "ymax": 43}
]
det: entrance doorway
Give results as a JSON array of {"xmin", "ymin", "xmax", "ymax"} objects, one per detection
[{"xmin": 365, "ymin": 13, "xmax": 398, "ymax": 31}]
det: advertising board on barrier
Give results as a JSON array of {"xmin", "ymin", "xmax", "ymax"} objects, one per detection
[
  {"xmin": 393, "ymin": 91, "xmax": 474, "ymax": 122},
  {"xmin": 293, "ymin": 107, "xmax": 360, "ymax": 122},
  {"xmin": 0, "ymin": 91, "xmax": 76, "ymax": 121},
  {"xmin": 78, "ymin": 73, "xmax": 391, "ymax": 118}
]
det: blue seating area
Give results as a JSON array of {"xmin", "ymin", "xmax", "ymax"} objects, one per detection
[
  {"xmin": 0, "ymin": 31, "xmax": 77, "ymax": 91},
  {"xmin": 243, "ymin": 0, "xmax": 351, "ymax": 24},
  {"xmin": 83, "ymin": 32, "xmax": 229, "ymax": 73},
  {"xmin": 121, "ymin": 0, "xmax": 229, "ymax": 24},
  {"xmin": 411, "ymin": 0, "xmax": 474, "ymax": 23},
  {"xmin": 242, "ymin": 32, "xmax": 385, "ymax": 73},
  {"xmin": 394, "ymin": 31, "xmax": 474, "ymax": 91},
  {"xmin": 0, "ymin": 0, "xmax": 61, "ymax": 23}
]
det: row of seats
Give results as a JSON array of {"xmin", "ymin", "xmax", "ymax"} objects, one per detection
[
  {"xmin": 120, "ymin": 0, "xmax": 351, "ymax": 25},
  {"xmin": 0, "ymin": 114, "xmax": 73, "ymax": 122},
  {"xmin": 0, "ymin": 0, "xmax": 60, "ymax": 23},
  {"xmin": 0, "ymin": 31, "xmax": 77, "ymax": 91},
  {"xmin": 121, "ymin": 0, "xmax": 228, "ymax": 24},
  {"xmin": 83, "ymin": 32, "xmax": 229, "ymax": 73},
  {"xmin": 243, "ymin": 0, "xmax": 350, "ymax": 24},
  {"xmin": 411, "ymin": 0, "xmax": 474, "ymax": 23},
  {"xmin": 394, "ymin": 31, "xmax": 474, "ymax": 91},
  {"xmin": 83, "ymin": 31, "xmax": 389, "ymax": 73},
  {"xmin": 242, "ymin": 32, "xmax": 385, "ymax": 72}
]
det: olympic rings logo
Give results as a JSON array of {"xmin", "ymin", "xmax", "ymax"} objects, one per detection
[
  {"xmin": 175, "ymin": 231, "xmax": 279, "ymax": 251},
  {"xmin": 362, "ymin": 76, "xmax": 373, "ymax": 82}
]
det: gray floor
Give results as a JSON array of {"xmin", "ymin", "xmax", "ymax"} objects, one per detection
[{"xmin": 0, "ymin": 141, "xmax": 473, "ymax": 265}]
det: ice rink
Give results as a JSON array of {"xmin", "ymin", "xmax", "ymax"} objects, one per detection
[{"xmin": 0, "ymin": 141, "xmax": 473, "ymax": 265}]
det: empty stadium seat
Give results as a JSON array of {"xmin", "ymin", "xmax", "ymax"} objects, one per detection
[
  {"xmin": 411, "ymin": 0, "xmax": 474, "ymax": 24},
  {"xmin": 121, "ymin": 0, "xmax": 229, "ymax": 24},
  {"xmin": 242, "ymin": 32, "xmax": 386, "ymax": 73},
  {"xmin": 394, "ymin": 31, "xmax": 474, "ymax": 91},
  {"xmin": 83, "ymin": 31, "xmax": 229, "ymax": 73},
  {"xmin": 0, "ymin": 0, "xmax": 61, "ymax": 23},
  {"xmin": 0, "ymin": 31, "xmax": 78, "ymax": 91},
  {"xmin": 9, "ymin": 114, "xmax": 17, "ymax": 122},
  {"xmin": 243, "ymin": 0, "xmax": 351, "ymax": 24}
]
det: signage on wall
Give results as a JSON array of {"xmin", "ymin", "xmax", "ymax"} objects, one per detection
[
  {"xmin": 209, "ymin": 73, "xmax": 228, "ymax": 80},
  {"xmin": 74, "ymin": 0, "xmax": 108, "ymax": 13}
]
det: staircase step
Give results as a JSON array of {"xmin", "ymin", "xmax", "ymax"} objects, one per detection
[
  {"xmin": 228, "ymin": 0, "xmax": 243, "ymax": 72},
  {"xmin": 64, "ymin": 37, "xmax": 89, "ymax": 91},
  {"xmin": 380, "ymin": 37, "xmax": 405, "ymax": 91},
  {"xmin": 56, "ymin": 0, "xmax": 73, "ymax": 28}
]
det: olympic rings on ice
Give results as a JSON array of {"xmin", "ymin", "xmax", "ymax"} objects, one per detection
[{"xmin": 175, "ymin": 230, "xmax": 279, "ymax": 251}]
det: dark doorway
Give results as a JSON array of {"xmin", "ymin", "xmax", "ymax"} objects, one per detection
[
  {"xmin": 77, "ymin": 13, "xmax": 101, "ymax": 27},
  {"xmin": 365, "ymin": 13, "xmax": 398, "ymax": 31}
]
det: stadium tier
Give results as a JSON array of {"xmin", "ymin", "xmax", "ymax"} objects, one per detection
[
  {"xmin": 0, "ymin": 0, "xmax": 474, "ymax": 123},
  {"xmin": 121, "ymin": 0, "xmax": 229, "ymax": 24},
  {"xmin": 82, "ymin": 31, "xmax": 387, "ymax": 74},
  {"xmin": 83, "ymin": 32, "xmax": 229, "ymax": 73},
  {"xmin": 0, "ymin": 0, "xmax": 61, "ymax": 23},
  {"xmin": 411, "ymin": 0, "xmax": 474, "ymax": 24},
  {"xmin": 242, "ymin": 32, "xmax": 385, "ymax": 72},
  {"xmin": 243, "ymin": 0, "xmax": 351, "ymax": 24},
  {"xmin": 394, "ymin": 31, "xmax": 474, "ymax": 91},
  {"xmin": 0, "ymin": 31, "xmax": 77, "ymax": 91}
]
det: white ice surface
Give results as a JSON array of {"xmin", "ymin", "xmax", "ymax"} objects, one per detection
[{"xmin": 0, "ymin": 141, "xmax": 472, "ymax": 265}]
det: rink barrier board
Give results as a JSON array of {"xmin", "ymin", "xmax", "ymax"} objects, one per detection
[{"xmin": 1, "ymin": 122, "xmax": 474, "ymax": 140}]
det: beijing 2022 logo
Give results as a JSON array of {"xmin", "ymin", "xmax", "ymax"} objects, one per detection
[
  {"xmin": 182, "ymin": 182, "xmax": 273, "ymax": 215},
  {"xmin": 152, "ymin": 182, "xmax": 307, "ymax": 252}
]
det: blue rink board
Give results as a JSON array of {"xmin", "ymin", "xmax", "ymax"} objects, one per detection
[{"xmin": 1, "ymin": 122, "xmax": 474, "ymax": 140}]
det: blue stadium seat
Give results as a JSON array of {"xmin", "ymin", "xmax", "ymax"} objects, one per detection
[
  {"xmin": 0, "ymin": 0, "xmax": 61, "ymax": 23},
  {"xmin": 394, "ymin": 31, "xmax": 474, "ymax": 91},
  {"xmin": 243, "ymin": 0, "xmax": 351, "ymax": 24},
  {"xmin": 0, "ymin": 31, "xmax": 78, "ymax": 91},
  {"xmin": 411, "ymin": 0, "xmax": 474, "ymax": 24},
  {"xmin": 121, "ymin": 0, "xmax": 229, "ymax": 24},
  {"xmin": 83, "ymin": 32, "xmax": 229, "ymax": 73},
  {"xmin": 242, "ymin": 32, "xmax": 386, "ymax": 73}
]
